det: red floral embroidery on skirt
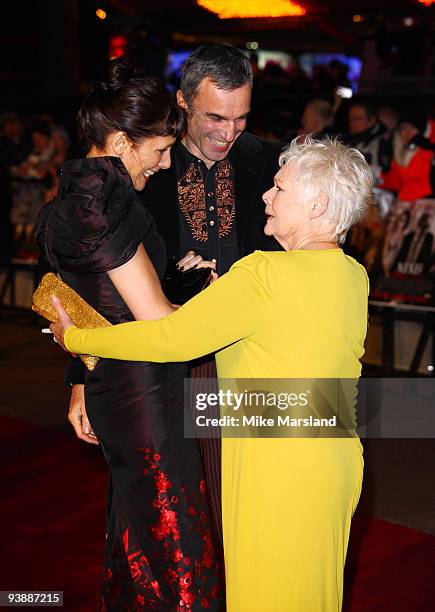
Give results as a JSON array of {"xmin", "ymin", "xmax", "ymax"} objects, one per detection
[{"xmin": 101, "ymin": 447, "xmax": 222, "ymax": 611}]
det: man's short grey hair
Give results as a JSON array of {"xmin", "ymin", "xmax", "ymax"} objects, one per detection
[
  {"xmin": 279, "ymin": 136, "xmax": 374, "ymax": 244},
  {"xmin": 180, "ymin": 43, "xmax": 253, "ymax": 108}
]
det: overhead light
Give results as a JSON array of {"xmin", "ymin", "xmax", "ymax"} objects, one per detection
[
  {"xmin": 96, "ymin": 8, "xmax": 107, "ymax": 20},
  {"xmin": 353, "ymin": 14, "xmax": 364, "ymax": 23},
  {"xmin": 418, "ymin": 0, "xmax": 435, "ymax": 6},
  {"xmin": 246, "ymin": 41, "xmax": 259, "ymax": 50},
  {"xmin": 196, "ymin": 0, "xmax": 307, "ymax": 19},
  {"xmin": 403, "ymin": 16, "xmax": 414, "ymax": 26}
]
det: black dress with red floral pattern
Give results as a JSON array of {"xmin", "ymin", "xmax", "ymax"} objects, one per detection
[{"xmin": 37, "ymin": 156, "xmax": 224, "ymax": 611}]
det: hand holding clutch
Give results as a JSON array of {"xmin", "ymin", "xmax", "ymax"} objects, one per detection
[
  {"xmin": 32, "ymin": 273, "xmax": 111, "ymax": 371},
  {"xmin": 162, "ymin": 258, "xmax": 212, "ymax": 305}
]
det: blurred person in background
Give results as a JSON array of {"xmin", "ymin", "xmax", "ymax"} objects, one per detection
[
  {"xmin": 51, "ymin": 127, "xmax": 70, "ymax": 169},
  {"xmin": 328, "ymin": 59, "xmax": 351, "ymax": 90},
  {"xmin": 287, "ymin": 61, "xmax": 311, "ymax": 94},
  {"xmin": 257, "ymin": 60, "xmax": 290, "ymax": 95},
  {"xmin": 377, "ymin": 104, "xmax": 399, "ymax": 141},
  {"xmin": 0, "ymin": 113, "xmax": 28, "ymax": 170},
  {"xmin": 344, "ymin": 99, "xmax": 392, "ymax": 180},
  {"xmin": 0, "ymin": 163, "xmax": 13, "ymax": 262},
  {"xmin": 45, "ymin": 127, "xmax": 70, "ymax": 200},
  {"xmin": 10, "ymin": 121, "xmax": 54, "ymax": 258},
  {"xmin": 298, "ymin": 98, "xmax": 335, "ymax": 138},
  {"xmin": 342, "ymin": 101, "xmax": 389, "ymax": 269},
  {"xmin": 312, "ymin": 60, "xmax": 350, "ymax": 96},
  {"xmin": 380, "ymin": 110, "xmax": 435, "ymax": 202},
  {"xmin": 0, "ymin": 113, "xmax": 29, "ymax": 261}
]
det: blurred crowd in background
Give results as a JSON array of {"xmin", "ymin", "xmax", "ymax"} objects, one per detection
[
  {"xmin": 1, "ymin": 55, "xmax": 434, "ymax": 278},
  {"xmin": 0, "ymin": 114, "xmax": 69, "ymax": 261}
]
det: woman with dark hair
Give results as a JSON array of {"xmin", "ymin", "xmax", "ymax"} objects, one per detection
[{"xmin": 37, "ymin": 59, "xmax": 223, "ymax": 611}]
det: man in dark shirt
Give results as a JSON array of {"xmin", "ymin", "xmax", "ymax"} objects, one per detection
[
  {"xmin": 142, "ymin": 44, "xmax": 281, "ymax": 274},
  {"xmin": 137, "ymin": 47, "xmax": 282, "ymax": 543},
  {"xmin": 67, "ymin": 43, "xmax": 282, "ymax": 549}
]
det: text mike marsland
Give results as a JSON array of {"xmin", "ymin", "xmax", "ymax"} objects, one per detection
[{"xmin": 195, "ymin": 415, "xmax": 338, "ymax": 428}]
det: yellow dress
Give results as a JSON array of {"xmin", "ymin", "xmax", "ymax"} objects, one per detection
[{"xmin": 66, "ymin": 249, "xmax": 368, "ymax": 612}]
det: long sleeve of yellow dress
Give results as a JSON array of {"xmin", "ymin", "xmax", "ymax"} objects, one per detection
[{"xmin": 65, "ymin": 252, "xmax": 273, "ymax": 363}]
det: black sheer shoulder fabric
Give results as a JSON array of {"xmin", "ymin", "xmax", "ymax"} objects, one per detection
[
  {"xmin": 39, "ymin": 156, "xmax": 166, "ymax": 275},
  {"xmin": 37, "ymin": 156, "xmax": 166, "ymax": 324}
]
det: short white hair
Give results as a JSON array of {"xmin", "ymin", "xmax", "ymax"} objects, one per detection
[{"xmin": 279, "ymin": 136, "xmax": 374, "ymax": 244}]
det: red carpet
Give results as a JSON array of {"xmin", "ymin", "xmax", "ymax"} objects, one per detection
[
  {"xmin": 0, "ymin": 416, "xmax": 106, "ymax": 610},
  {"xmin": 344, "ymin": 516, "xmax": 435, "ymax": 612},
  {"xmin": 1, "ymin": 416, "xmax": 434, "ymax": 611}
]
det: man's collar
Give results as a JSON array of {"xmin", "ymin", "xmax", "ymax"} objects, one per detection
[{"xmin": 175, "ymin": 139, "xmax": 198, "ymax": 163}]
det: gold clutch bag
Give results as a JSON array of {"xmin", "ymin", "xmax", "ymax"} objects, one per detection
[{"xmin": 32, "ymin": 272, "xmax": 111, "ymax": 371}]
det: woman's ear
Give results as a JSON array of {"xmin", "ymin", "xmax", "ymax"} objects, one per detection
[
  {"xmin": 107, "ymin": 131, "xmax": 129, "ymax": 158},
  {"xmin": 309, "ymin": 192, "xmax": 329, "ymax": 219}
]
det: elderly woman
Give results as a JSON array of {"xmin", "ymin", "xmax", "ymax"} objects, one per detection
[{"xmin": 51, "ymin": 137, "xmax": 372, "ymax": 611}]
